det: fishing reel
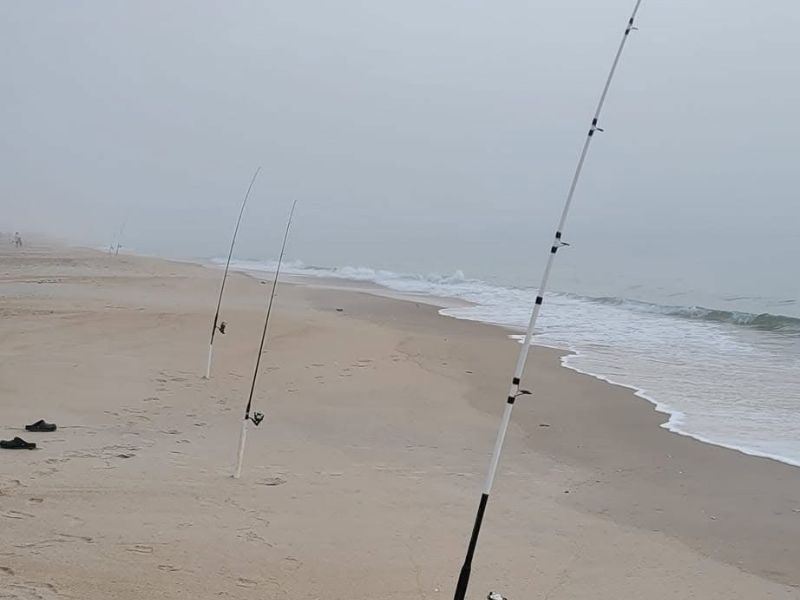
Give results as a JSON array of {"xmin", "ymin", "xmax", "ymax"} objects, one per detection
[
  {"xmin": 249, "ymin": 411, "xmax": 265, "ymax": 427},
  {"xmin": 217, "ymin": 320, "xmax": 227, "ymax": 334}
]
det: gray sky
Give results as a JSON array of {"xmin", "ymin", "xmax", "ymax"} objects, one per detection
[{"xmin": 1, "ymin": 1, "xmax": 798, "ymax": 297}]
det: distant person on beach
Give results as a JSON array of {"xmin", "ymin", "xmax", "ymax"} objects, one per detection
[{"xmin": 13, "ymin": 232, "xmax": 23, "ymax": 247}]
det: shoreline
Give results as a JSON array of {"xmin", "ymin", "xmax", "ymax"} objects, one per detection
[
  {"xmin": 557, "ymin": 348, "xmax": 800, "ymax": 469},
  {"xmin": 201, "ymin": 251, "xmax": 800, "ymax": 471},
  {"xmin": 300, "ymin": 269, "xmax": 800, "ymax": 590}
]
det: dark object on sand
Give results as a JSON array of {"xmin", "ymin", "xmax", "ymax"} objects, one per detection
[
  {"xmin": 1, "ymin": 437, "xmax": 37, "ymax": 450},
  {"xmin": 26, "ymin": 420, "xmax": 57, "ymax": 432}
]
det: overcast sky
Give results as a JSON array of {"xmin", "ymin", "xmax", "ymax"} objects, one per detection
[{"xmin": 1, "ymin": 1, "xmax": 798, "ymax": 294}]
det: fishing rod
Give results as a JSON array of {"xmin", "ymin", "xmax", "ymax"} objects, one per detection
[
  {"xmin": 205, "ymin": 167, "xmax": 262, "ymax": 379},
  {"xmin": 233, "ymin": 200, "xmax": 298, "ymax": 479},
  {"xmin": 113, "ymin": 220, "xmax": 127, "ymax": 256},
  {"xmin": 452, "ymin": 2, "xmax": 644, "ymax": 599}
]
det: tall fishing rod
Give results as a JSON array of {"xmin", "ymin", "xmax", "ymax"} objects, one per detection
[
  {"xmin": 233, "ymin": 200, "xmax": 298, "ymax": 479},
  {"xmin": 453, "ymin": 2, "xmax": 644, "ymax": 599},
  {"xmin": 205, "ymin": 167, "xmax": 262, "ymax": 379}
]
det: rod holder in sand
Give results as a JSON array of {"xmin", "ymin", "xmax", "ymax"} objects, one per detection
[
  {"xmin": 234, "ymin": 418, "xmax": 248, "ymax": 479},
  {"xmin": 205, "ymin": 344, "xmax": 214, "ymax": 380}
]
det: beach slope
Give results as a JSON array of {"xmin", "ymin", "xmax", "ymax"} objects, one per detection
[{"xmin": 1, "ymin": 246, "xmax": 798, "ymax": 599}]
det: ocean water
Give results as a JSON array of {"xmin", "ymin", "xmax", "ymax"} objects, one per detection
[{"xmin": 217, "ymin": 258, "xmax": 800, "ymax": 468}]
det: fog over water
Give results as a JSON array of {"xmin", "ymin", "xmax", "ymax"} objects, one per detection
[{"xmin": 2, "ymin": 1, "xmax": 798, "ymax": 308}]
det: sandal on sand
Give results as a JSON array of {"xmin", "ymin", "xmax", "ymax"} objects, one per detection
[
  {"xmin": 1, "ymin": 437, "xmax": 37, "ymax": 450},
  {"xmin": 26, "ymin": 420, "xmax": 57, "ymax": 432}
]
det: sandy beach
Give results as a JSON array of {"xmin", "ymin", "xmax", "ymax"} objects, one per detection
[{"xmin": 1, "ymin": 245, "xmax": 799, "ymax": 600}]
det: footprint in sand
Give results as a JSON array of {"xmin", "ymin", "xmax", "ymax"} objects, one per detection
[
  {"xmin": 0, "ymin": 566, "xmax": 15, "ymax": 575},
  {"xmin": 2, "ymin": 510, "xmax": 35, "ymax": 520},
  {"xmin": 256, "ymin": 477, "xmax": 286, "ymax": 487},
  {"xmin": 158, "ymin": 564, "xmax": 180, "ymax": 572},
  {"xmin": 124, "ymin": 414, "xmax": 153, "ymax": 423},
  {"xmin": 282, "ymin": 556, "xmax": 302, "ymax": 571},
  {"xmin": 237, "ymin": 530, "xmax": 270, "ymax": 545},
  {"xmin": 27, "ymin": 498, "xmax": 44, "ymax": 505},
  {"xmin": 126, "ymin": 544, "xmax": 154, "ymax": 554},
  {"xmin": 57, "ymin": 533, "xmax": 93, "ymax": 543},
  {"xmin": 236, "ymin": 578, "xmax": 258, "ymax": 588},
  {"xmin": 5, "ymin": 582, "xmax": 61, "ymax": 600},
  {"xmin": 14, "ymin": 533, "xmax": 92, "ymax": 551},
  {"xmin": 32, "ymin": 467, "xmax": 59, "ymax": 478},
  {"xmin": 63, "ymin": 514, "xmax": 86, "ymax": 527},
  {"xmin": 0, "ymin": 481, "xmax": 18, "ymax": 497}
]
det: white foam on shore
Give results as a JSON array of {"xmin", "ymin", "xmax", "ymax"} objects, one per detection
[
  {"xmin": 550, "ymin": 343, "xmax": 800, "ymax": 469},
  {"xmin": 213, "ymin": 257, "xmax": 800, "ymax": 468}
]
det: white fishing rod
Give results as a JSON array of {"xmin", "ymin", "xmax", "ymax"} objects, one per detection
[
  {"xmin": 452, "ymin": 2, "xmax": 644, "ymax": 599},
  {"xmin": 114, "ymin": 220, "xmax": 127, "ymax": 256},
  {"xmin": 233, "ymin": 200, "xmax": 298, "ymax": 479},
  {"xmin": 205, "ymin": 167, "xmax": 262, "ymax": 379}
]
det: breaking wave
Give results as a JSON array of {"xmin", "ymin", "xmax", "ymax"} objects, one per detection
[
  {"xmin": 573, "ymin": 295, "xmax": 800, "ymax": 334},
  {"xmin": 218, "ymin": 257, "xmax": 799, "ymax": 336}
]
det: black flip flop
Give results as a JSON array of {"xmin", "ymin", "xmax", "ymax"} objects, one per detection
[
  {"xmin": 1, "ymin": 437, "xmax": 37, "ymax": 450},
  {"xmin": 26, "ymin": 420, "xmax": 57, "ymax": 432}
]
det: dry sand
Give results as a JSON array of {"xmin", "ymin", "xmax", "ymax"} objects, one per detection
[{"xmin": 1, "ymin": 245, "xmax": 799, "ymax": 599}]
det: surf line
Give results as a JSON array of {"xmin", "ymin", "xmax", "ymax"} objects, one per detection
[
  {"xmin": 233, "ymin": 200, "xmax": 298, "ymax": 479},
  {"xmin": 205, "ymin": 167, "xmax": 262, "ymax": 379},
  {"xmin": 452, "ymin": 2, "xmax": 646, "ymax": 599}
]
